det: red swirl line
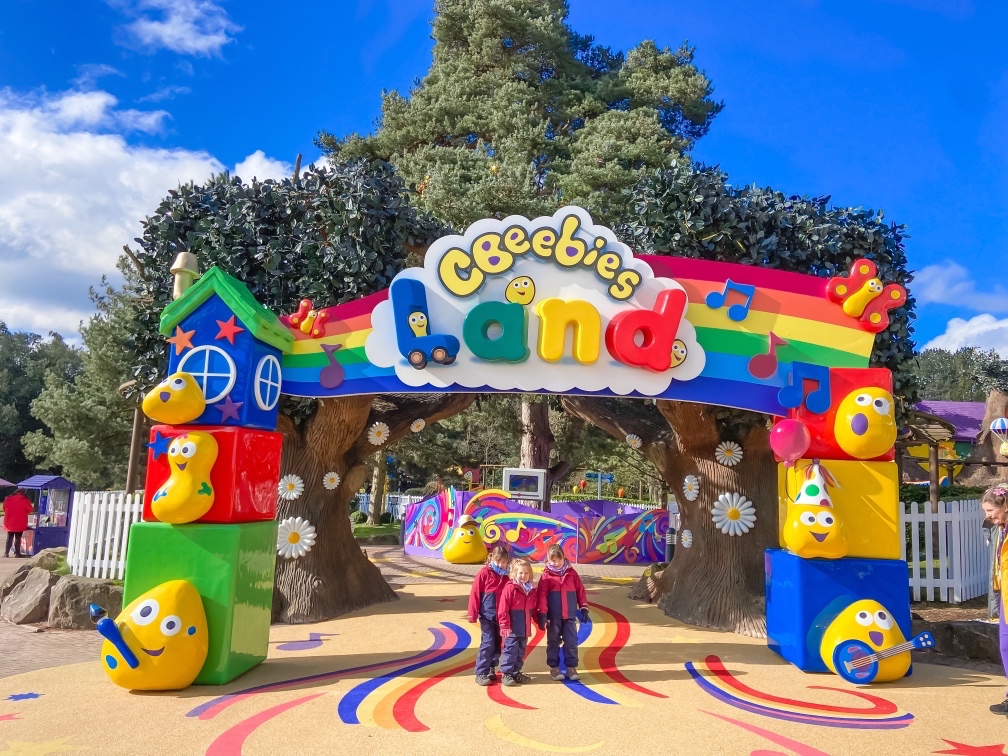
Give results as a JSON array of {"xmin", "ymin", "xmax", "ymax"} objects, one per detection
[
  {"xmin": 589, "ymin": 602, "xmax": 667, "ymax": 699},
  {"xmin": 485, "ymin": 624, "xmax": 544, "ymax": 710},
  {"xmin": 205, "ymin": 694, "xmax": 324, "ymax": 756},
  {"xmin": 393, "ymin": 657, "xmax": 476, "ymax": 732}
]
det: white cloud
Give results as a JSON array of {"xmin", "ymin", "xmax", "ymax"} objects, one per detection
[
  {"xmin": 924, "ymin": 314, "xmax": 1008, "ymax": 356},
  {"xmin": 234, "ymin": 150, "xmax": 292, "ymax": 182},
  {"xmin": 0, "ymin": 87, "xmax": 283, "ymax": 338},
  {"xmin": 72, "ymin": 64, "xmax": 124, "ymax": 89},
  {"xmin": 114, "ymin": 0, "xmax": 240, "ymax": 56},
  {"xmin": 914, "ymin": 259, "xmax": 1008, "ymax": 313},
  {"xmin": 137, "ymin": 84, "xmax": 192, "ymax": 103}
]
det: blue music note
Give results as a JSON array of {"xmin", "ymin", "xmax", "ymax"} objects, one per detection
[
  {"xmin": 706, "ymin": 279, "xmax": 756, "ymax": 321},
  {"xmin": 778, "ymin": 362, "xmax": 831, "ymax": 415}
]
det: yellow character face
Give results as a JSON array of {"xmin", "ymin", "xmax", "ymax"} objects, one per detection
[
  {"xmin": 820, "ymin": 599, "xmax": 909, "ymax": 682},
  {"xmin": 101, "ymin": 580, "xmax": 208, "ymax": 690},
  {"xmin": 505, "ymin": 276, "xmax": 536, "ymax": 305},
  {"xmin": 141, "ymin": 372, "xmax": 206, "ymax": 424},
  {"xmin": 408, "ymin": 311, "xmax": 429, "ymax": 337},
  {"xmin": 151, "ymin": 432, "xmax": 218, "ymax": 523},
  {"xmin": 670, "ymin": 339, "xmax": 688, "ymax": 368},
  {"xmin": 782, "ymin": 504, "xmax": 848, "ymax": 559},
  {"xmin": 443, "ymin": 525, "xmax": 488, "ymax": 564},
  {"xmin": 834, "ymin": 388, "xmax": 897, "ymax": 459}
]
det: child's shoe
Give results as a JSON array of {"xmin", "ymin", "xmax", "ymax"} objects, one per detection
[
  {"xmin": 502, "ymin": 674, "xmax": 518, "ymax": 687},
  {"xmin": 549, "ymin": 667, "xmax": 564, "ymax": 681},
  {"xmin": 488, "ymin": 668, "xmax": 498, "ymax": 682},
  {"xmin": 514, "ymin": 672, "xmax": 533, "ymax": 684},
  {"xmin": 567, "ymin": 668, "xmax": 581, "ymax": 681},
  {"xmin": 475, "ymin": 674, "xmax": 491, "ymax": 686}
]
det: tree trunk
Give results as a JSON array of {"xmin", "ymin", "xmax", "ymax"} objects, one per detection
[
  {"xmin": 520, "ymin": 395, "xmax": 554, "ymax": 510},
  {"xmin": 965, "ymin": 389, "xmax": 1008, "ymax": 483},
  {"xmin": 273, "ymin": 392, "xmax": 474, "ymax": 623},
  {"xmin": 368, "ymin": 453, "xmax": 388, "ymax": 525}
]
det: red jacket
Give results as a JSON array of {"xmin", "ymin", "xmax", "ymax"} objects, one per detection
[
  {"xmin": 467, "ymin": 565, "xmax": 508, "ymax": 623},
  {"xmin": 497, "ymin": 580, "xmax": 538, "ymax": 638},
  {"xmin": 536, "ymin": 564, "xmax": 587, "ymax": 621},
  {"xmin": 2, "ymin": 493, "xmax": 33, "ymax": 533}
]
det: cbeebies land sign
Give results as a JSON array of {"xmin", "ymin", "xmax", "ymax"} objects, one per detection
[{"xmin": 365, "ymin": 206, "xmax": 706, "ymax": 396}]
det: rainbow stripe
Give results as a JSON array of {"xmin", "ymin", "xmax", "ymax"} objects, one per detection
[
  {"xmin": 280, "ymin": 257, "xmax": 874, "ymax": 416},
  {"xmin": 686, "ymin": 655, "xmax": 913, "ymax": 729}
]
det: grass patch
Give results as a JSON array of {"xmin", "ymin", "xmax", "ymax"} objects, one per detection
[
  {"xmin": 352, "ymin": 523, "xmax": 400, "ymax": 538},
  {"xmin": 52, "ymin": 554, "xmax": 72, "ymax": 577}
]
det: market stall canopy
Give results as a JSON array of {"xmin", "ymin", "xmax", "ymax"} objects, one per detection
[
  {"xmin": 0, "ymin": 477, "xmax": 14, "ymax": 487},
  {"xmin": 17, "ymin": 475, "xmax": 74, "ymax": 489},
  {"xmin": 913, "ymin": 401, "xmax": 986, "ymax": 443}
]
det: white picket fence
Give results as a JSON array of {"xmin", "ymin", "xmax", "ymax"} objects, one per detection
[
  {"xmin": 66, "ymin": 491, "xmax": 144, "ymax": 580},
  {"xmin": 902, "ymin": 499, "xmax": 990, "ymax": 604}
]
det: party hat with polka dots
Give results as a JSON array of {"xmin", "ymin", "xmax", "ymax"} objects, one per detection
[{"xmin": 794, "ymin": 460, "xmax": 838, "ymax": 507}]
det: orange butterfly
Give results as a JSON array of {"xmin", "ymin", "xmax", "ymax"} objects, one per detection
[{"xmin": 826, "ymin": 259, "xmax": 906, "ymax": 333}]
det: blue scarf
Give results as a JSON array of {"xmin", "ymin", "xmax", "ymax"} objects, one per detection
[
  {"xmin": 514, "ymin": 579, "xmax": 534, "ymax": 594},
  {"xmin": 489, "ymin": 563, "xmax": 509, "ymax": 577},
  {"xmin": 546, "ymin": 562, "xmax": 569, "ymax": 576}
]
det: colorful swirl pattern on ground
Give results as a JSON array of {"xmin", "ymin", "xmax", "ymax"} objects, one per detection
[
  {"xmin": 486, "ymin": 624, "xmax": 546, "ymax": 710},
  {"xmin": 685, "ymin": 655, "xmax": 913, "ymax": 729},
  {"xmin": 577, "ymin": 510, "xmax": 669, "ymax": 564}
]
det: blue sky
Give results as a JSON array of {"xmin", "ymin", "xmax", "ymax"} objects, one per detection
[{"xmin": 0, "ymin": 0, "xmax": 1005, "ymax": 354}]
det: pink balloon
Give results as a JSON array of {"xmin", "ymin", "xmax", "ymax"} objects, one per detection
[{"xmin": 770, "ymin": 419, "xmax": 811, "ymax": 466}]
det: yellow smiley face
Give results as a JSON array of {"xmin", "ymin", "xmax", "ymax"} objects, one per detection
[
  {"xmin": 670, "ymin": 339, "xmax": 688, "ymax": 368},
  {"xmin": 505, "ymin": 276, "xmax": 536, "ymax": 305},
  {"xmin": 101, "ymin": 580, "xmax": 208, "ymax": 690},
  {"xmin": 820, "ymin": 599, "xmax": 909, "ymax": 682},
  {"xmin": 151, "ymin": 432, "xmax": 218, "ymax": 523},
  {"xmin": 408, "ymin": 311, "xmax": 429, "ymax": 337},
  {"xmin": 834, "ymin": 387, "xmax": 897, "ymax": 459},
  {"xmin": 141, "ymin": 372, "xmax": 206, "ymax": 424},
  {"xmin": 782, "ymin": 504, "xmax": 848, "ymax": 559},
  {"xmin": 443, "ymin": 525, "xmax": 488, "ymax": 564}
]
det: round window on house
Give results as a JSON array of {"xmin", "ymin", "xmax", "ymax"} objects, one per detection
[
  {"xmin": 177, "ymin": 345, "xmax": 236, "ymax": 404},
  {"xmin": 255, "ymin": 354, "xmax": 282, "ymax": 411}
]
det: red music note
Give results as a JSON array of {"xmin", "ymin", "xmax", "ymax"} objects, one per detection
[
  {"xmin": 748, "ymin": 332, "xmax": 788, "ymax": 379},
  {"xmin": 320, "ymin": 344, "xmax": 345, "ymax": 389}
]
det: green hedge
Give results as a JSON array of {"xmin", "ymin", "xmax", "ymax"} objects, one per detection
[
  {"xmin": 350, "ymin": 510, "xmax": 367, "ymax": 524},
  {"xmin": 900, "ymin": 484, "xmax": 988, "ymax": 504},
  {"xmin": 552, "ymin": 493, "xmax": 659, "ymax": 507}
]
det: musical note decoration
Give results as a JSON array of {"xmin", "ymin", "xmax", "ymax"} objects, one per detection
[
  {"xmin": 273, "ymin": 632, "xmax": 339, "ymax": 652},
  {"xmin": 748, "ymin": 332, "xmax": 787, "ymax": 379},
  {"xmin": 705, "ymin": 279, "xmax": 756, "ymax": 322},
  {"xmin": 505, "ymin": 520, "xmax": 527, "ymax": 543},
  {"xmin": 826, "ymin": 258, "xmax": 907, "ymax": 333},
  {"xmin": 320, "ymin": 344, "xmax": 345, "ymax": 389},
  {"xmin": 598, "ymin": 528, "xmax": 627, "ymax": 554},
  {"xmin": 779, "ymin": 362, "xmax": 831, "ymax": 415}
]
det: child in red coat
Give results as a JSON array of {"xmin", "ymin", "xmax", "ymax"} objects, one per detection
[
  {"xmin": 536, "ymin": 544, "xmax": 588, "ymax": 681},
  {"xmin": 467, "ymin": 545, "xmax": 510, "ymax": 686},
  {"xmin": 497, "ymin": 557, "xmax": 540, "ymax": 687}
]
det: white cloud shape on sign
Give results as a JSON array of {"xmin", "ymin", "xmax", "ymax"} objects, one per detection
[{"xmin": 364, "ymin": 206, "xmax": 705, "ymax": 396}]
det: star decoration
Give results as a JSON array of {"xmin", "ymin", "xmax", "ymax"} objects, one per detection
[
  {"xmin": 0, "ymin": 736, "xmax": 82, "ymax": 754},
  {"xmin": 215, "ymin": 315, "xmax": 244, "ymax": 344},
  {"xmin": 216, "ymin": 395, "xmax": 243, "ymax": 422},
  {"xmin": 5, "ymin": 693, "xmax": 41, "ymax": 701},
  {"xmin": 166, "ymin": 326, "xmax": 195, "ymax": 355},
  {"xmin": 934, "ymin": 740, "xmax": 1007, "ymax": 755},
  {"xmin": 146, "ymin": 431, "xmax": 171, "ymax": 461},
  {"xmin": 617, "ymin": 506, "xmax": 624, "ymax": 514}
]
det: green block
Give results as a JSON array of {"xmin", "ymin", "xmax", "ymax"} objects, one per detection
[{"xmin": 123, "ymin": 521, "xmax": 277, "ymax": 685}]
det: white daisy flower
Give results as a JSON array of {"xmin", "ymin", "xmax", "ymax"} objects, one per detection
[
  {"xmin": 679, "ymin": 529, "xmax": 693, "ymax": 548},
  {"xmin": 278, "ymin": 474, "xmax": 305, "ymax": 501},
  {"xmin": 714, "ymin": 441, "xmax": 743, "ymax": 467},
  {"xmin": 683, "ymin": 475, "xmax": 700, "ymax": 501},
  {"xmin": 277, "ymin": 516, "xmax": 317, "ymax": 559},
  {"xmin": 322, "ymin": 472, "xmax": 341, "ymax": 490},
  {"xmin": 711, "ymin": 492, "xmax": 756, "ymax": 536},
  {"xmin": 410, "ymin": 418, "xmax": 426, "ymax": 433},
  {"xmin": 626, "ymin": 433, "xmax": 642, "ymax": 450},
  {"xmin": 368, "ymin": 422, "xmax": 390, "ymax": 446}
]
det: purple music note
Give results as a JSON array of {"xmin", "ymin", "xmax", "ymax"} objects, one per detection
[
  {"xmin": 320, "ymin": 344, "xmax": 345, "ymax": 389},
  {"xmin": 274, "ymin": 632, "xmax": 339, "ymax": 652},
  {"xmin": 778, "ymin": 362, "xmax": 831, "ymax": 415},
  {"xmin": 748, "ymin": 332, "xmax": 788, "ymax": 379}
]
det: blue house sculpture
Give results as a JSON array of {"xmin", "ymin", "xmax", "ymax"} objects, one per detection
[{"xmin": 159, "ymin": 267, "xmax": 294, "ymax": 431}]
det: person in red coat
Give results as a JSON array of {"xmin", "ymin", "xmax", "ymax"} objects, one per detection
[
  {"xmin": 497, "ymin": 557, "xmax": 541, "ymax": 686},
  {"xmin": 536, "ymin": 543, "xmax": 588, "ymax": 681},
  {"xmin": 3, "ymin": 489, "xmax": 34, "ymax": 558},
  {"xmin": 467, "ymin": 545, "xmax": 510, "ymax": 686}
]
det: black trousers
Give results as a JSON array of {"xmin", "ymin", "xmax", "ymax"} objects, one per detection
[{"xmin": 5, "ymin": 531, "xmax": 24, "ymax": 557}]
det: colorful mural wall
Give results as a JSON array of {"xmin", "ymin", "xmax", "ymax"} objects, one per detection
[{"xmin": 403, "ymin": 489, "xmax": 668, "ymax": 565}]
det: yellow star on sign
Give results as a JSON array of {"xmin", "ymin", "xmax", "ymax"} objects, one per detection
[{"xmin": 0, "ymin": 737, "xmax": 83, "ymax": 754}]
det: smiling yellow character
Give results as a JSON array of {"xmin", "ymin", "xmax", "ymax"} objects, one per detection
[
  {"xmin": 141, "ymin": 372, "xmax": 206, "ymax": 424},
  {"xmin": 151, "ymin": 432, "xmax": 217, "ymax": 523},
  {"xmin": 783, "ymin": 504, "xmax": 848, "ymax": 559},
  {"xmin": 100, "ymin": 580, "xmax": 208, "ymax": 690},
  {"xmin": 670, "ymin": 339, "xmax": 688, "ymax": 368},
  {"xmin": 820, "ymin": 599, "xmax": 909, "ymax": 682},
  {"xmin": 505, "ymin": 276, "xmax": 536, "ymax": 305},
  {"xmin": 834, "ymin": 387, "xmax": 897, "ymax": 459},
  {"xmin": 408, "ymin": 311, "xmax": 429, "ymax": 337},
  {"xmin": 443, "ymin": 515, "xmax": 488, "ymax": 564}
]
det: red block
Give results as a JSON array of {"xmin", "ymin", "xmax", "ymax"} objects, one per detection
[
  {"xmin": 143, "ymin": 424, "xmax": 281, "ymax": 523},
  {"xmin": 787, "ymin": 368, "xmax": 895, "ymax": 462}
]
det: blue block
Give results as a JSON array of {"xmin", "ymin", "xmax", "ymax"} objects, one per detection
[{"xmin": 765, "ymin": 549, "xmax": 911, "ymax": 672}]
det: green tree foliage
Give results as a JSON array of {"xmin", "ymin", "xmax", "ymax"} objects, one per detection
[
  {"xmin": 320, "ymin": 0, "xmax": 721, "ymax": 227},
  {"xmin": 23, "ymin": 277, "xmax": 137, "ymax": 489},
  {"xmin": 0, "ymin": 323, "xmax": 81, "ymax": 482},
  {"xmin": 912, "ymin": 347, "xmax": 1001, "ymax": 401}
]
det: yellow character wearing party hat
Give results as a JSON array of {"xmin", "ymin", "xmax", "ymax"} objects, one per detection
[
  {"xmin": 141, "ymin": 372, "xmax": 206, "ymax": 424},
  {"xmin": 151, "ymin": 432, "xmax": 218, "ymax": 523},
  {"xmin": 782, "ymin": 461, "xmax": 849, "ymax": 559},
  {"xmin": 443, "ymin": 514, "xmax": 488, "ymax": 564}
]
